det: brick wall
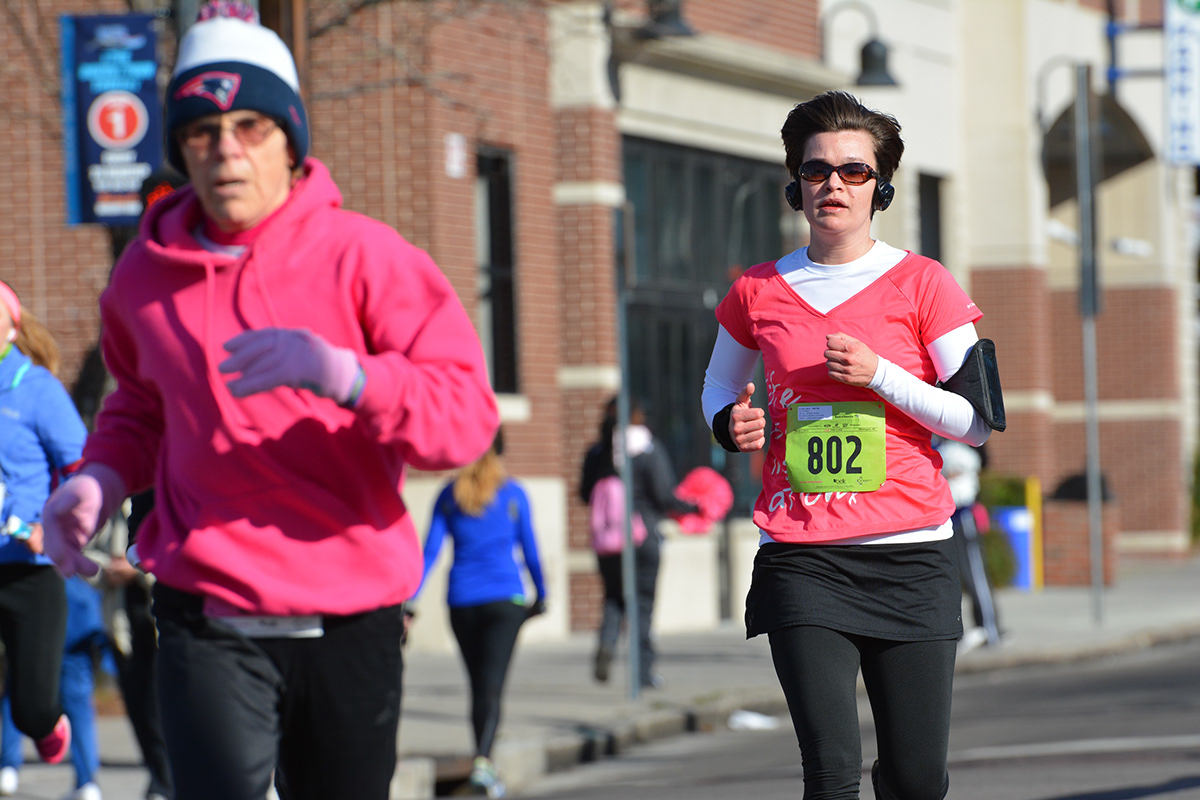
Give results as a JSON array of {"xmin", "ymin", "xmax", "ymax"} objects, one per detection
[
  {"xmin": 683, "ymin": 0, "xmax": 820, "ymax": 59},
  {"xmin": 308, "ymin": 2, "xmax": 564, "ymax": 480},
  {"xmin": 971, "ymin": 266, "xmax": 1055, "ymax": 485},
  {"xmin": 555, "ymin": 102, "xmax": 622, "ymax": 628},
  {"xmin": 1042, "ymin": 500, "xmax": 1118, "ymax": 586},
  {"xmin": 1048, "ymin": 287, "xmax": 1184, "ymax": 542},
  {"xmin": 570, "ymin": 568, "xmax": 605, "ymax": 634},
  {"xmin": 968, "ymin": 258, "xmax": 1190, "ymax": 552},
  {"xmin": 1050, "ymin": 287, "xmax": 1178, "ymax": 403},
  {"xmin": 0, "ymin": 1, "xmax": 127, "ymax": 387},
  {"xmin": 972, "ymin": 269, "xmax": 1187, "ymax": 547}
]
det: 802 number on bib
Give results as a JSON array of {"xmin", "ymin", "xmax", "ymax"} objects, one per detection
[{"xmin": 785, "ymin": 402, "xmax": 886, "ymax": 493}]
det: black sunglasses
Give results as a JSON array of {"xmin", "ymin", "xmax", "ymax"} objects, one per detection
[{"xmin": 797, "ymin": 160, "xmax": 880, "ymax": 186}]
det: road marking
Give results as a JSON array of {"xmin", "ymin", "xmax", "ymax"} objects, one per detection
[{"xmin": 951, "ymin": 735, "xmax": 1200, "ymax": 763}]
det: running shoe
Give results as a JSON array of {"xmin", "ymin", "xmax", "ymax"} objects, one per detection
[
  {"xmin": 593, "ymin": 647, "xmax": 612, "ymax": 683},
  {"xmin": 64, "ymin": 783, "xmax": 101, "ymax": 800},
  {"xmin": 468, "ymin": 756, "xmax": 506, "ymax": 799},
  {"xmin": 640, "ymin": 672, "xmax": 665, "ymax": 690},
  {"xmin": 35, "ymin": 715, "xmax": 70, "ymax": 764},
  {"xmin": 957, "ymin": 626, "xmax": 988, "ymax": 655},
  {"xmin": 0, "ymin": 766, "xmax": 17, "ymax": 795}
]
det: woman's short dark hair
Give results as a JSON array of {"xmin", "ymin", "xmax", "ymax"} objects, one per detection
[{"xmin": 781, "ymin": 91, "xmax": 904, "ymax": 183}]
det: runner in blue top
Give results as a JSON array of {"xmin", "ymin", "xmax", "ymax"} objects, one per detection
[
  {"xmin": 0, "ymin": 281, "xmax": 86, "ymax": 768},
  {"xmin": 417, "ymin": 429, "xmax": 546, "ymax": 798}
]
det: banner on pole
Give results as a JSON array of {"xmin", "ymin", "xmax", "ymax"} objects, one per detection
[
  {"xmin": 1167, "ymin": 0, "xmax": 1200, "ymax": 164},
  {"xmin": 60, "ymin": 14, "xmax": 162, "ymax": 226}
]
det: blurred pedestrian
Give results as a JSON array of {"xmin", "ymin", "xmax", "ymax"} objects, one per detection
[
  {"xmin": 578, "ymin": 396, "xmax": 617, "ymax": 507},
  {"xmin": 99, "ymin": 490, "xmax": 173, "ymax": 800},
  {"xmin": 415, "ymin": 430, "xmax": 546, "ymax": 798},
  {"xmin": 0, "ymin": 282, "xmax": 83, "ymax": 770},
  {"xmin": 40, "ymin": 4, "xmax": 498, "ymax": 799},
  {"xmin": 936, "ymin": 438, "xmax": 1002, "ymax": 651},
  {"xmin": 702, "ymin": 91, "xmax": 1003, "ymax": 799},
  {"xmin": 585, "ymin": 401, "xmax": 696, "ymax": 689},
  {"xmin": 81, "ymin": 170, "xmax": 184, "ymax": 800},
  {"xmin": 0, "ymin": 574, "xmax": 107, "ymax": 800}
]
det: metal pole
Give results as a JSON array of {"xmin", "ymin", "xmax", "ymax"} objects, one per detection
[
  {"xmin": 1074, "ymin": 64, "xmax": 1105, "ymax": 625},
  {"xmin": 617, "ymin": 201, "xmax": 641, "ymax": 700}
]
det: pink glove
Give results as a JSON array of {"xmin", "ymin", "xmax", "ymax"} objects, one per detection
[
  {"xmin": 42, "ymin": 463, "xmax": 127, "ymax": 578},
  {"xmin": 219, "ymin": 328, "xmax": 362, "ymax": 405}
]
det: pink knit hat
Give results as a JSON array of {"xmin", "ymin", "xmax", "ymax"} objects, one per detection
[{"xmin": 0, "ymin": 281, "xmax": 20, "ymax": 329}]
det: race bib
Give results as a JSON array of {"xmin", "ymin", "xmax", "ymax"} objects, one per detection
[{"xmin": 785, "ymin": 402, "xmax": 886, "ymax": 493}]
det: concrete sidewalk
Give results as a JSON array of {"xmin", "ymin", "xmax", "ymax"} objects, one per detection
[{"xmin": 12, "ymin": 553, "xmax": 1200, "ymax": 799}]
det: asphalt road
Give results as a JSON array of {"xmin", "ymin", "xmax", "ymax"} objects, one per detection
[{"xmin": 518, "ymin": 638, "xmax": 1200, "ymax": 799}]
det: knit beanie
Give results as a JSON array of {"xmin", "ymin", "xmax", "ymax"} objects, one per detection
[{"xmin": 165, "ymin": 2, "xmax": 308, "ymax": 173}]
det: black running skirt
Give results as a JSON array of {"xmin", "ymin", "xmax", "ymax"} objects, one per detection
[{"xmin": 744, "ymin": 537, "xmax": 963, "ymax": 642}]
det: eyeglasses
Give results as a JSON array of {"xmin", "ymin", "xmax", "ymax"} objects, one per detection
[
  {"xmin": 797, "ymin": 160, "xmax": 880, "ymax": 186},
  {"xmin": 176, "ymin": 115, "xmax": 279, "ymax": 152}
]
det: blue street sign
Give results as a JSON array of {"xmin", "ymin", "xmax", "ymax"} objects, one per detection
[{"xmin": 60, "ymin": 14, "xmax": 162, "ymax": 226}]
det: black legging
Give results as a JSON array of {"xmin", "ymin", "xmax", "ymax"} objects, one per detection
[
  {"xmin": 595, "ymin": 531, "xmax": 661, "ymax": 684},
  {"xmin": 448, "ymin": 600, "xmax": 527, "ymax": 759},
  {"xmin": 768, "ymin": 625, "xmax": 956, "ymax": 800},
  {"xmin": 952, "ymin": 507, "xmax": 1001, "ymax": 642},
  {"xmin": 116, "ymin": 581, "xmax": 173, "ymax": 799},
  {"xmin": 0, "ymin": 565, "xmax": 66, "ymax": 739}
]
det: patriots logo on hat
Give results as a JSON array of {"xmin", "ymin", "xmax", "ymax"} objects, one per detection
[{"xmin": 174, "ymin": 71, "xmax": 242, "ymax": 110}]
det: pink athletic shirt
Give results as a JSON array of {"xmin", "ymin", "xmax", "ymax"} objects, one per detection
[{"xmin": 715, "ymin": 252, "xmax": 982, "ymax": 542}]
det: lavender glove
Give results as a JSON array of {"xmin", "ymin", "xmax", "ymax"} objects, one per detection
[
  {"xmin": 43, "ymin": 463, "xmax": 127, "ymax": 578},
  {"xmin": 219, "ymin": 328, "xmax": 363, "ymax": 405}
]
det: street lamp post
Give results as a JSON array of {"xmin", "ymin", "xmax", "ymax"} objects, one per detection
[
  {"xmin": 616, "ymin": 200, "xmax": 642, "ymax": 700},
  {"xmin": 1072, "ymin": 64, "xmax": 1105, "ymax": 625}
]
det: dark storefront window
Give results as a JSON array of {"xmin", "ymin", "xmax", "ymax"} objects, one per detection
[
  {"xmin": 476, "ymin": 150, "xmax": 518, "ymax": 394},
  {"xmin": 620, "ymin": 137, "xmax": 786, "ymax": 515},
  {"xmin": 919, "ymin": 172, "xmax": 943, "ymax": 263}
]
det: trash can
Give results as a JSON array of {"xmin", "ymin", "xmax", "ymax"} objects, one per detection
[{"xmin": 992, "ymin": 506, "xmax": 1033, "ymax": 591}]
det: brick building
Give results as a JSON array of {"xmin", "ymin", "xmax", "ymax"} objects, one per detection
[{"xmin": 0, "ymin": 0, "xmax": 1192, "ymax": 651}]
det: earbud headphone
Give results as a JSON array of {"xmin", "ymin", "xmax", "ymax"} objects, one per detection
[
  {"xmin": 5, "ymin": 330, "xmax": 15, "ymax": 344},
  {"xmin": 784, "ymin": 179, "xmax": 895, "ymax": 212}
]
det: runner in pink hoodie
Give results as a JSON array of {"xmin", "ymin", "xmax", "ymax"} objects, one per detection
[{"xmin": 42, "ymin": 5, "xmax": 498, "ymax": 799}]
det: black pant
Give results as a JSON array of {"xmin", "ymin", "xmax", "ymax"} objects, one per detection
[
  {"xmin": 0, "ymin": 565, "xmax": 66, "ymax": 740},
  {"xmin": 449, "ymin": 600, "xmax": 527, "ymax": 759},
  {"xmin": 115, "ymin": 581, "xmax": 173, "ymax": 799},
  {"xmin": 596, "ymin": 532, "xmax": 661, "ymax": 684},
  {"xmin": 152, "ymin": 584, "xmax": 405, "ymax": 800},
  {"xmin": 952, "ymin": 506, "xmax": 1001, "ymax": 642},
  {"xmin": 769, "ymin": 625, "xmax": 956, "ymax": 800}
]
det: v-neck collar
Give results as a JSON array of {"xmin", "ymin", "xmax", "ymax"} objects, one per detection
[{"xmin": 771, "ymin": 248, "xmax": 914, "ymax": 318}]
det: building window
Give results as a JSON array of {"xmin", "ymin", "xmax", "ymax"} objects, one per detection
[
  {"xmin": 621, "ymin": 137, "xmax": 785, "ymax": 512},
  {"xmin": 919, "ymin": 172, "xmax": 943, "ymax": 263},
  {"xmin": 623, "ymin": 138, "xmax": 784, "ymax": 289},
  {"xmin": 476, "ymin": 150, "xmax": 518, "ymax": 394}
]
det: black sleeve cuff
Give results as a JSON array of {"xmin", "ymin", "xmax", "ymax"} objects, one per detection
[{"xmin": 711, "ymin": 403, "xmax": 739, "ymax": 453}]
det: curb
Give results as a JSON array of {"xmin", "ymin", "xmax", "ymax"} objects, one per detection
[
  {"xmin": 953, "ymin": 624, "xmax": 1200, "ymax": 674},
  {"xmin": 491, "ymin": 688, "xmax": 789, "ymax": 797}
]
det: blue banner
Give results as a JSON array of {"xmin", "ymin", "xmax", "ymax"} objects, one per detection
[{"xmin": 60, "ymin": 14, "xmax": 162, "ymax": 226}]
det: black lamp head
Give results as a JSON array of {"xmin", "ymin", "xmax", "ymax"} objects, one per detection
[
  {"xmin": 636, "ymin": 0, "xmax": 696, "ymax": 40},
  {"xmin": 857, "ymin": 38, "xmax": 898, "ymax": 86}
]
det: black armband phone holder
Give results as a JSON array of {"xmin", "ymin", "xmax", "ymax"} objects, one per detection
[{"xmin": 937, "ymin": 338, "xmax": 1006, "ymax": 432}]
